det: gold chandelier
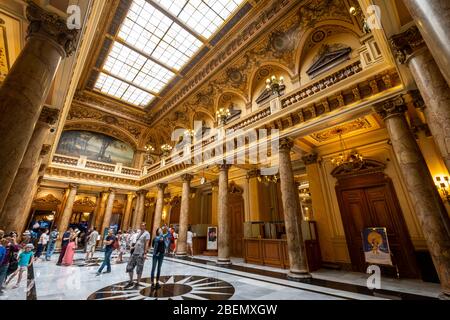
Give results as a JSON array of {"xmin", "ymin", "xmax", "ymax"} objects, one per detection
[
  {"xmin": 160, "ymin": 144, "xmax": 173, "ymax": 157},
  {"xmin": 216, "ymin": 107, "xmax": 231, "ymax": 125},
  {"xmin": 331, "ymin": 132, "xmax": 364, "ymax": 167}
]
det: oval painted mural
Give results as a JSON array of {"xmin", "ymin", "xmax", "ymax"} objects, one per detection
[{"xmin": 56, "ymin": 130, "xmax": 135, "ymax": 167}]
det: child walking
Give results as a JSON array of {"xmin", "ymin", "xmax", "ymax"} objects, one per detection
[{"xmin": 6, "ymin": 243, "xmax": 34, "ymax": 289}]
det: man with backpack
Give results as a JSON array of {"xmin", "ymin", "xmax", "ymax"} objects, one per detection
[{"xmin": 124, "ymin": 222, "xmax": 150, "ymax": 289}]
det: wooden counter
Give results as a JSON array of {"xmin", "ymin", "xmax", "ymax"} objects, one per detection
[
  {"xmin": 244, "ymin": 238, "xmax": 321, "ymax": 271},
  {"xmin": 192, "ymin": 236, "xmax": 207, "ymax": 255}
]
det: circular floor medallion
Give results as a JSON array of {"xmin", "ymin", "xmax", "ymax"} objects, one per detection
[{"xmin": 87, "ymin": 275, "xmax": 235, "ymax": 300}]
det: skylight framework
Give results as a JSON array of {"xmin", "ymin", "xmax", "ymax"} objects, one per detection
[{"xmin": 93, "ymin": 0, "xmax": 245, "ymax": 107}]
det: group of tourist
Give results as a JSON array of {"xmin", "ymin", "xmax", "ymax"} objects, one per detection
[{"xmin": 0, "ymin": 222, "xmax": 195, "ymax": 294}]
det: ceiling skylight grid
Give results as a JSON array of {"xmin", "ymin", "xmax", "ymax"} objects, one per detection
[{"xmin": 93, "ymin": 0, "xmax": 245, "ymax": 107}]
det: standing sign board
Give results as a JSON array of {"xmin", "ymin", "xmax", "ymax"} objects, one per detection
[
  {"xmin": 207, "ymin": 226, "xmax": 218, "ymax": 250},
  {"xmin": 362, "ymin": 227, "xmax": 393, "ymax": 266}
]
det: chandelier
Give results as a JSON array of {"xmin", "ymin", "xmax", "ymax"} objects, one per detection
[
  {"xmin": 160, "ymin": 144, "xmax": 173, "ymax": 157},
  {"xmin": 257, "ymin": 174, "xmax": 279, "ymax": 184},
  {"xmin": 331, "ymin": 132, "xmax": 364, "ymax": 167},
  {"xmin": 144, "ymin": 144, "xmax": 155, "ymax": 153},
  {"xmin": 435, "ymin": 176, "xmax": 450, "ymax": 202},
  {"xmin": 216, "ymin": 107, "xmax": 231, "ymax": 125},
  {"xmin": 266, "ymin": 75, "xmax": 285, "ymax": 96}
]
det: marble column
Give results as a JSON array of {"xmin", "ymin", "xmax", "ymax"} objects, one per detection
[
  {"xmin": 0, "ymin": 3, "xmax": 78, "ymax": 212},
  {"xmin": 122, "ymin": 193, "xmax": 135, "ymax": 231},
  {"xmin": 134, "ymin": 190, "xmax": 147, "ymax": 229},
  {"xmin": 100, "ymin": 189, "xmax": 116, "ymax": 235},
  {"xmin": 279, "ymin": 139, "xmax": 311, "ymax": 279},
  {"xmin": 0, "ymin": 107, "xmax": 59, "ymax": 231},
  {"xmin": 391, "ymin": 26, "xmax": 450, "ymax": 172},
  {"xmin": 94, "ymin": 192, "xmax": 108, "ymax": 231},
  {"xmin": 57, "ymin": 184, "xmax": 78, "ymax": 247},
  {"xmin": 152, "ymin": 183, "xmax": 167, "ymax": 238},
  {"xmin": 402, "ymin": 0, "xmax": 450, "ymax": 87},
  {"xmin": 217, "ymin": 164, "xmax": 231, "ymax": 265},
  {"xmin": 177, "ymin": 174, "xmax": 193, "ymax": 256},
  {"xmin": 375, "ymin": 94, "xmax": 450, "ymax": 298}
]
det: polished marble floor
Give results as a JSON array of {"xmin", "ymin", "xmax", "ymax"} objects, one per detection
[{"xmin": 0, "ymin": 252, "xmax": 440, "ymax": 300}]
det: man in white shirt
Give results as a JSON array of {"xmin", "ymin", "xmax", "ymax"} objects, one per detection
[
  {"xmin": 125, "ymin": 223, "xmax": 150, "ymax": 289},
  {"xmin": 35, "ymin": 229, "xmax": 49, "ymax": 260}
]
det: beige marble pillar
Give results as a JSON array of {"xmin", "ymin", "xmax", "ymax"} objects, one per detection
[
  {"xmin": 279, "ymin": 139, "xmax": 311, "ymax": 279},
  {"xmin": 177, "ymin": 174, "xmax": 193, "ymax": 256},
  {"xmin": 134, "ymin": 190, "xmax": 147, "ymax": 229},
  {"xmin": 246, "ymin": 169, "xmax": 261, "ymax": 222},
  {"xmin": 391, "ymin": 26, "xmax": 450, "ymax": 172},
  {"xmin": 375, "ymin": 94, "xmax": 450, "ymax": 298},
  {"xmin": 217, "ymin": 164, "xmax": 231, "ymax": 265},
  {"xmin": 0, "ymin": 3, "xmax": 78, "ymax": 212},
  {"xmin": 100, "ymin": 189, "xmax": 116, "ymax": 235},
  {"xmin": 152, "ymin": 183, "xmax": 167, "ymax": 238},
  {"xmin": 122, "ymin": 193, "xmax": 135, "ymax": 231},
  {"xmin": 0, "ymin": 107, "xmax": 59, "ymax": 231},
  {"xmin": 402, "ymin": 0, "xmax": 450, "ymax": 87},
  {"xmin": 94, "ymin": 192, "xmax": 108, "ymax": 231},
  {"xmin": 57, "ymin": 184, "xmax": 78, "ymax": 247}
]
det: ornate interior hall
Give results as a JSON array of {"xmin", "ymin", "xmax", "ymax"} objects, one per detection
[{"xmin": 0, "ymin": 0, "xmax": 449, "ymax": 301}]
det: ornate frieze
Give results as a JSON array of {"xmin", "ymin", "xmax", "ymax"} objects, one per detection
[
  {"xmin": 374, "ymin": 95, "xmax": 408, "ymax": 121},
  {"xmin": 25, "ymin": 1, "xmax": 79, "ymax": 57},
  {"xmin": 310, "ymin": 118, "xmax": 372, "ymax": 143}
]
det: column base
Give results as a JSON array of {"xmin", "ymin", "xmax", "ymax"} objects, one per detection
[
  {"xmin": 287, "ymin": 270, "xmax": 312, "ymax": 280},
  {"xmin": 175, "ymin": 252, "xmax": 187, "ymax": 257},
  {"xmin": 216, "ymin": 259, "xmax": 232, "ymax": 265},
  {"xmin": 438, "ymin": 292, "xmax": 450, "ymax": 300}
]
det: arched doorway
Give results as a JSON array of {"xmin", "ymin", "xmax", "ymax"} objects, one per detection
[{"xmin": 332, "ymin": 159, "xmax": 421, "ymax": 278}]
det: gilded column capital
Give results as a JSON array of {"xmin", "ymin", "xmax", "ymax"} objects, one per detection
[
  {"xmin": 181, "ymin": 173, "xmax": 194, "ymax": 182},
  {"xmin": 68, "ymin": 183, "xmax": 78, "ymax": 190},
  {"xmin": 390, "ymin": 26, "xmax": 426, "ymax": 64},
  {"xmin": 217, "ymin": 163, "xmax": 231, "ymax": 171},
  {"xmin": 301, "ymin": 153, "xmax": 318, "ymax": 165},
  {"xmin": 137, "ymin": 189, "xmax": 148, "ymax": 196},
  {"xmin": 279, "ymin": 138, "xmax": 294, "ymax": 152},
  {"xmin": 374, "ymin": 95, "xmax": 408, "ymax": 121},
  {"xmin": 39, "ymin": 106, "xmax": 60, "ymax": 125},
  {"xmin": 156, "ymin": 183, "xmax": 167, "ymax": 191},
  {"xmin": 108, "ymin": 188, "xmax": 117, "ymax": 194},
  {"xmin": 40, "ymin": 144, "xmax": 51, "ymax": 157},
  {"xmin": 25, "ymin": 1, "xmax": 79, "ymax": 57},
  {"xmin": 246, "ymin": 169, "xmax": 261, "ymax": 179},
  {"xmin": 407, "ymin": 89, "xmax": 426, "ymax": 110}
]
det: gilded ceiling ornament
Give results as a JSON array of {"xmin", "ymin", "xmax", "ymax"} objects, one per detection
[
  {"xmin": 310, "ymin": 118, "xmax": 372, "ymax": 143},
  {"xmin": 34, "ymin": 194, "xmax": 62, "ymax": 205}
]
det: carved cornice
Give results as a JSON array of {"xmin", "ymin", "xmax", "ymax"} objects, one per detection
[
  {"xmin": 181, "ymin": 174, "xmax": 194, "ymax": 183},
  {"xmin": 374, "ymin": 95, "xmax": 407, "ymax": 121},
  {"xmin": 331, "ymin": 159, "xmax": 386, "ymax": 178},
  {"xmin": 73, "ymin": 197, "xmax": 96, "ymax": 207},
  {"xmin": 301, "ymin": 153, "xmax": 318, "ymax": 165},
  {"xmin": 390, "ymin": 26, "xmax": 426, "ymax": 64},
  {"xmin": 39, "ymin": 106, "xmax": 60, "ymax": 125},
  {"xmin": 25, "ymin": 1, "xmax": 79, "ymax": 57}
]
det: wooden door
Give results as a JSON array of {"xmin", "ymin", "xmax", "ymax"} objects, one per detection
[
  {"xmin": 336, "ymin": 172, "xmax": 420, "ymax": 278},
  {"xmin": 229, "ymin": 193, "xmax": 244, "ymax": 258}
]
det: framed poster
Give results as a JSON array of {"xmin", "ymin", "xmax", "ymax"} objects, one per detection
[
  {"xmin": 362, "ymin": 227, "xmax": 393, "ymax": 266},
  {"xmin": 207, "ymin": 226, "xmax": 218, "ymax": 250}
]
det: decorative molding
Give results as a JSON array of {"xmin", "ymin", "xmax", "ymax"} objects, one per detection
[
  {"xmin": 309, "ymin": 118, "xmax": 372, "ymax": 143},
  {"xmin": 156, "ymin": 183, "xmax": 168, "ymax": 191},
  {"xmin": 331, "ymin": 159, "xmax": 386, "ymax": 178},
  {"xmin": 73, "ymin": 197, "xmax": 96, "ymax": 207},
  {"xmin": 34, "ymin": 193, "xmax": 61, "ymax": 205},
  {"xmin": 25, "ymin": 1, "xmax": 79, "ymax": 57},
  {"xmin": 181, "ymin": 173, "xmax": 194, "ymax": 183},
  {"xmin": 390, "ymin": 26, "xmax": 426, "ymax": 64},
  {"xmin": 279, "ymin": 138, "xmax": 294, "ymax": 151}
]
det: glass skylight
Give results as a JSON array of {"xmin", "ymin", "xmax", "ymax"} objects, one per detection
[
  {"xmin": 95, "ymin": 73, "xmax": 155, "ymax": 106},
  {"xmin": 94, "ymin": 0, "xmax": 245, "ymax": 107}
]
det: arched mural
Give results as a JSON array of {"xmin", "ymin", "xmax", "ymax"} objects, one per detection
[{"xmin": 56, "ymin": 130, "xmax": 135, "ymax": 166}]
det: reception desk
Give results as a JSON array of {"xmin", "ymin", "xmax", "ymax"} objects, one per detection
[
  {"xmin": 243, "ymin": 238, "xmax": 321, "ymax": 271},
  {"xmin": 192, "ymin": 236, "xmax": 207, "ymax": 255}
]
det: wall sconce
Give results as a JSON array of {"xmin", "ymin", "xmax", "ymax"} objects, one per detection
[
  {"xmin": 265, "ymin": 75, "xmax": 284, "ymax": 96},
  {"xmin": 435, "ymin": 176, "xmax": 450, "ymax": 202},
  {"xmin": 349, "ymin": 5, "xmax": 371, "ymax": 34}
]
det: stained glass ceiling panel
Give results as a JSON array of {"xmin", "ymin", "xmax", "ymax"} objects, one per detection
[{"xmin": 94, "ymin": 0, "xmax": 245, "ymax": 108}]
